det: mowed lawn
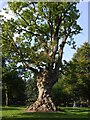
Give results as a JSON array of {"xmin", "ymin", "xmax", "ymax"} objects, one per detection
[{"xmin": 1, "ymin": 106, "xmax": 90, "ymax": 120}]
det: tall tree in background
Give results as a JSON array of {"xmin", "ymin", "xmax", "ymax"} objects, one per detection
[
  {"xmin": 72, "ymin": 42, "xmax": 90, "ymax": 102},
  {"xmin": 52, "ymin": 42, "xmax": 90, "ymax": 107},
  {"xmin": 1, "ymin": 2, "xmax": 82, "ymax": 111},
  {"xmin": 2, "ymin": 57, "xmax": 26, "ymax": 106},
  {"xmin": 25, "ymin": 74, "xmax": 38, "ymax": 106}
]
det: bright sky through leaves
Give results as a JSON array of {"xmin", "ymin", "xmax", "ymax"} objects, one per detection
[{"xmin": 0, "ymin": 1, "xmax": 88, "ymax": 61}]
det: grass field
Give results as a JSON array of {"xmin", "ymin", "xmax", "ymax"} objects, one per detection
[{"xmin": 1, "ymin": 106, "xmax": 90, "ymax": 120}]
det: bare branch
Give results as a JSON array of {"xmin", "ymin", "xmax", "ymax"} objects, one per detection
[{"xmin": 47, "ymin": 11, "xmax": 53, "ymax": 43}]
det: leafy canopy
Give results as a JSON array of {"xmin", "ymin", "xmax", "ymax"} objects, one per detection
[{"xmin": 1, "ymin": 2, "xmax": 82, "ymax": 73}]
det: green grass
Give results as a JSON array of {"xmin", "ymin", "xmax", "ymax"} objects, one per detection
[{"xmin": 1, "ymin": 106, "xmax": 90, "ymax": 120}]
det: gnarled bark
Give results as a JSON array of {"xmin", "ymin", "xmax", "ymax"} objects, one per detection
[{"xmin": 27, "ymin": 71, "xmax": 56, "ymax": 112}]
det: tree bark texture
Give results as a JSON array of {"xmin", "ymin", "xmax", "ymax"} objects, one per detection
[{"xmin": 27, "ymin": 71, "xmax": 57, "ymax": 112}]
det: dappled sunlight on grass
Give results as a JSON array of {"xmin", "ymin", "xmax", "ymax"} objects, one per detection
[{"xmin": 2, "ymin": 106, "xmax": 90, "ymax": 120}]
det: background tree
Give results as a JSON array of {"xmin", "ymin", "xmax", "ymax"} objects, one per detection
[
  {"xmin": 1, "ymin": 2, "xmax": 82, "ymax": 111},
  {"xmin": 2, "ymin": 57, "xmax": 26, "ymax": 106},
  {"xmin": 72, "ymin": 42, "xmax": 90, "ymax": 103},
  {"xmin": 52, "ymin": 62, "xmax": 77, "ymax": 107},
  {"xmin": 25, "ymin": 73, "xmax": 38, "ymax": 106},
  {"xmin": 52, "ymin": 42, "xmax": 90, "ymax": 107}
]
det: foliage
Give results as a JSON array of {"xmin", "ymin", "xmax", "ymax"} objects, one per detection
[
  {"xmin": 25, "ymin": 74, "xmax": 38, "ymax": 106},
  {"xmin": 52, "ymin": 42, "xmax": 90, "ymax": 106},
  {"xmin": 1, "ymin": 2, "xmax": 82, "ymax": 74},
  {"xmin": 72, "ymin": 42, "xmax": 90, "ymax": 100},
  {"xmin": 1, "ymin": 2, "xmax": 82, "ymax": 109},
  {"xmin": 2, "ymin": 57, "xmax": 26, "ymax": 105}
]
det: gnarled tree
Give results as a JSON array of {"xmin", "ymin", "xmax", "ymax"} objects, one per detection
[{"xmin": 1, "ymin": 2, "xmax": 82, "ymax": 111}]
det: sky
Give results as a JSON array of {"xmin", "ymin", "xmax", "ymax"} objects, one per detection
[
  {"xmin": 0, "ymin": 1, "xmax": 89, "ymax": 61},
  {"xmin": 63, "ymin": 2, "xmax": 88, "ymax": 61}
]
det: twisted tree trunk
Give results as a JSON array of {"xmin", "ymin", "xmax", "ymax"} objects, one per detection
[{"xmin": 27, "ymin": 71, "xmax": 57, "ymax": 112}]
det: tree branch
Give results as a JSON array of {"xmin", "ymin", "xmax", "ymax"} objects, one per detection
[
  {"xmin": 16, "ymin": 28, "xmax": 41, "ymax": 37},
  {"xmin": 54, "ymin": 33, "xmax": 68, "ymax": 81},
  {"xmin": 17, "ymin": 12, "xmax": 30, "ymax": 26},
  {"xmin": 51, "ymin": 3, "xmax": 75, "ymax": 72},
  {"xmin": 2, "ymin": 34, "xmax": 38, "ymax": 73},
  {"xmin": 47, "ymin": 11, "xmax": 53, "ymax": 44},
  {"xmin": 36, "ymin": 26, "xmax": 49, "ymax": 38},
  {"xmin": 17, "ymin": 11, "xmax": 49, "ymax": 39}
]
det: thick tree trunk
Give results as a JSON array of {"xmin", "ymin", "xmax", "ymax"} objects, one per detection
[{"xmin": 27, "ymin": 71, "xmax": 57, "ymax": 112}]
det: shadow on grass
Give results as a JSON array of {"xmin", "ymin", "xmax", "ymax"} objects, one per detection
[
  {"xmin": 22, "ymin": 111, "xmax": 89, "ymax": 117},
  {"xmin": 2, "ymin": 107, "xmax": 90, "ymax": 120},
  {"xmin": 62, "ymin": 108, "xmax": 90, "ymax": 113},
  {"xmin": 2, "ymin": 107, "xmax": 20, "ymax": 110},
  {"xmin": 66, "ymin": 109, "xmax": 90, "ymax": 112}
]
